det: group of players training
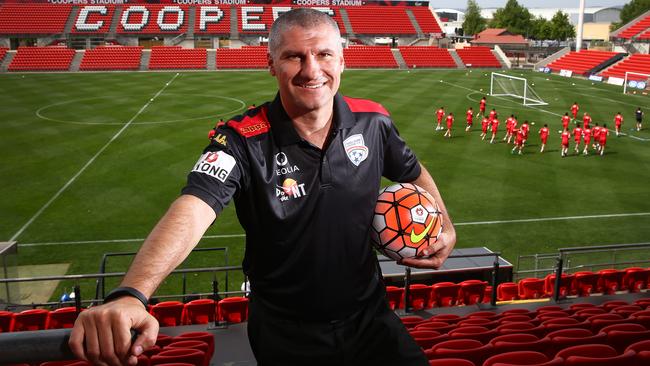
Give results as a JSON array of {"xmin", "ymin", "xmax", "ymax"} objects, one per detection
[{"xmin": 434, "ymin": 97, "xmax": 645, "ymax": 157}]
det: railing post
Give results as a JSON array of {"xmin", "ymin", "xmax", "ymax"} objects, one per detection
[
  {"xmin": 403, "ymin": 267, "xmax": 412, "ymax": 313},
  {"xmin": 74, "ymin": 285, "xmax": 81, "ymax": 312},
  {"xmin": 491, "ymin": 255, "xmax": 499, "ymax": 306},
  {"xmin": 553, "ymin": 256, "xmax": 564, "ymax": 303}
]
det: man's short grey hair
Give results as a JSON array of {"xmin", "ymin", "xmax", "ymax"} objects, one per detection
[{"xmin": 268, "ymin": 8, "xmax": 341, "ymax": 57}]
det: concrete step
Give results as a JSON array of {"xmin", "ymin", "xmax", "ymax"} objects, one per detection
[
  {"xmin": 140, "ymin": 49, "xmax": 151, "ymax": 71},
  {"xmin": 405, "ymin": 8, "xmax": 424, "ymax": 38},
  {"xmin": 187, "ymin": 6, "xmax": 195, "ymax": 39},
  {"xmin": 64, "ymin": 6, "xmax": 80, "ymax": 34},
  {"xmin": 230, "ymin": 6, "xmax": 239, "ymax": 40},
  {"xmin": 108, "ymin": 6, "xmax": 123, "ymax": 38},
  {"xmin": 69, "ymin": 50, "xmax": 84, "ymax": 71},
  {"xmin": 449, "ymin": 49, "xmax": 466, "ymax": 69},
  {"xmin": 339, "ymin": 8, "xmax": 354, "ymax": 37},
  {"xmin": 0, "ymin": 51, "xmax": 16, "ymax": 72},
  {"xmin": 391, "ymin": 49, "xmax": 407, "ymax": 69},
  {"xmin": 207, "ymin": 49, "xmax": 216, "ymax": 70}
]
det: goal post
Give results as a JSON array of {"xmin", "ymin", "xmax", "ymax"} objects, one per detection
[
  {"xmin": 623, "ymin": 71, "xmax": 650, "ymax": 95},
  {"xmin": 489, "ymin": 72, "xmax": 548, "ymax": 106}
]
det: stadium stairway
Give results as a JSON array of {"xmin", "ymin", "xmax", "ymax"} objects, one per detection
[
  {"xmin": 63, "ymin": 6, "xmax": 79, "ymax": 34},
  {"xmin": 187, "ymin": 7, "xmax": 196, "ymax": 39},
  {"xmin": 405, "ymin": 8, "xmax": 425, "ymax": 38},
  {"xmin": 339, "ymin": 8, "xmax": 355, "ymax": 38},
  {"xmin": 0, "ymin": 51, "xmax": 15, "ymax": 72},
  {"xmin": 207, "ymin": 50, "xmax": 217, "ymax": 70},
  {"xmin": 449, "ymin": 50, "xmax": 466, "ymax": 69},
  {"xmin": 230, "ymin": 6, "xmax": 238, "ymax": 40},
  {"xmin": 391, "ymin": 49, "xmax": 407, "ymax": 69},
  {"xmin": 68, "ymin": 50, "xmax": 84, "ymax": 72},
  {"xmin": 107, "ymin": 6, "xmax": 122, "ymax": 37},
  {"xmin": 492, "ymin": 49, "xmax": 509, "ymax": 69},
  {"xmin": 140, "ymin": 50, "xmax": 150, "ymax": 71}
]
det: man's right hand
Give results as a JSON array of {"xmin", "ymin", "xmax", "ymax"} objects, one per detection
[{"xmin": 69, "ymin": 296, "xmax": 159, "ymax": 366}]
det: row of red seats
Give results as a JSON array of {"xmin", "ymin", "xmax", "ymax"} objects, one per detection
[
  {"xmin": 600, "ymin": 53, "xmax": 650, "ymax": 79},
  {"xmin": 0, "ymin": 297, "xmax": 248, "ymax": 332},
  {"xmin": 547, "ymin": 50, "xmax": 620, "ymax": 75},
  {"xmin": 398, "ymin": 46, "xmax": 457, "ymax": 68},
  {"xmin": 455, "ymin": 47, "xmax": 502, "ymax": 68},
  {"xmin": 345, "ymin": 6, "xmax": 416, "ymax": 35},
  {"xmin": 387, "ymin": 279, "xmax": 491, "ymax": 310},
  {"xmin": 343, "ymin": 46, "xmax": 398, "ymax": 68},
  {"xmin": 0, "ymin": 4, "xmax": 71, "ymax": 34},
  {"xmin": 409, "ymin": 7, "xmax": 443, "ymax": 34},
  {"xmin": 617, "ymin": 13, "xmax": 650, "ymax": 39},
  {"xmin": 149, "ymin": 47, "xmax": 207, "ymax": 69},
  {"xmin": 79, "ymin": 46, "xmax": 143, "ymax": 71},
  {"xmin": 216, "ymin": 46, "xmax": 267, "ymax": 69},
  {"xmin": 7, "ymin": 46, "xmax": 75, "ymax": 71},
  {"xmin": 502, "ymin": 267, "xmax": 650, "ymax": 301}
]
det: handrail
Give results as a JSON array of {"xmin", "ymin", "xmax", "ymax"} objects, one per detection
[{"xmin": 559, "ymin": 242, "xmax": 650, "ymax": 254}]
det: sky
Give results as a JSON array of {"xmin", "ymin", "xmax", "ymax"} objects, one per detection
[{"xmin": 430, "ymin": 0, "xmax": 629, "ymax": 9}]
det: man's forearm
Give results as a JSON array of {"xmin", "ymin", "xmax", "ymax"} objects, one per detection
[{"xmin": 120, "ymin": 195, "xmax": 217, "ymax": 297}]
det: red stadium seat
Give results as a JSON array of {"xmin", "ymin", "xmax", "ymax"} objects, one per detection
[
  {"xmin": 544, "ymin": 273, "xmax": 574, "ymax": 297},
  {"xmin": 150, "ymin": 348, "xmax": 205, "ymax": 366},
  {"xmin": 46, "ymin": 307, "xmax": 80, "ymax": 329},
  {"xmin": 155, "ymin": 333, "xmax": 174, "ymax": 348},
  {"xmin": 622, "ymin": 267, "xmax": 649, "ymax": 292},
  {"xmin": 183, "ymin": 299, "xmax": 216, "ymax": 325},
  {"xmin": 489, "ymin": 333, "xmax": 550, "ymax": 355},
  {"xmin": 597, "ymin": 269, "xmax": 625, "ymax": 294},
  {"xmin": 142, "ymin": 345, "xmax": 162, "ymax": 358},
  {"xmin": 569, "ymin": 303, "xmax": 597, "ymax": 311},
  {"xmin": 40, "ymin": 361, "xmax": 91, "ymax": 366},
  {"xmin": 12, "ymin": 309, "xmax": 49, "ymax": 331},
  {"xmin": 541, "ymin": 317, "xmax": 591, "ymax": 332},
  {"xmin": 630, "ymin": 309, "xmax": 650, "ymax": 328},
  {"xmin": 165, "ymin": 340, "xmax": 210, "ymax": 366},
  {"xmin": 431, "ymin": 282, "xmax": 460, "ymax": 307},
  {"xmin": 601, "ymin": 299, "xmax": 629, "ymax": 312},
  {"xmin": 611, "ymin": 305, "xmax": 643, "ymax": 318},
  {"xmin": 406, "ymin": 284, "xmax": 432, "ymax": 310},
  {"xmin": 501, "ymin": 308, "xmax": 534, "ymax": 317},
  {"xmin": 483, "ymin": 351, "xmax": 562, "ymax": 366},
  {"xmin": 385, "ymin": 286, "xmax": 404, "ymax": 310},
  {"xmin": 496, "ymin": 322, "xmax": 546, "ymax": 338},
  {"xmin": 499, "ymin": 315, "xmax": 536, "ymax": 325},
  {"xmin": 467, "ymin": 311, "xmax": 500, "ymax": 321},
  {"xmin": 572, "ymin": 307, "xmax": 607, "ymax": 321},
  {"xmin": 587, "ymin": 313, "xmax": 631, "ymax": 332},
  {"xmin": 458, "ymin": 280, "xmax": 487, "ymax": 305},
  {"xmin": 517, "ymin": 278, "xmax": 545, "ymax": 300},
  {"xmin": 429, "ymin": 313, "xmax": 463, "ymax": 324},
  {"xmin": 414, "ymin": 321, "xmax": 456, "ymax": 334},
  {"xmin": 428, "ymin": 338, "xmax": 493, "ymax": 365},
  {"xmin": 497, "ymin": 282, "xmax": 519, "ymax": 301},
  {"xmin": 400, "ymin": 315, "xmax": 426, "ymax": 329},
  {"xmin": 457, "ymin": 317, "xmax": 499, "ymax": 329},
  {"xmin": 428, "ymin": 358, "xmax": 475, "ymax": 366},
  {"xmin": 599, "ymin": 322, "xmax": 650, "ymax": 353},
  {"xmin": 556, "ymin": 343, "xmax": 636, "ymax": 366},
  {"xmin": 136, "ymin": 354, "xmax": 150, "ymax": 366},
  {"xmin": 217, "ymin": 297, "xmax": 248, "ymax": 323},
  {"xmin": 0, "ymin": 310, "xmax": 14, "ymax": 332},
  {"xmin": 545, "ymin": 327, "xmax": 607, "ymax": 356},
  {"xmin": 572, "ymin": 271, "xmax": 600, "ymax": 297},
  {"xmin": 150, "ymin": 301, "xmax": 185, "ymax": 327},
  {"xmin": 448, "ymin": 325, "xmax": 497, "ymax": 344},
  {"xmin": 626, "ymin": 339, "xmax": 650, "ymax": 366},
  {"xmin": 173, "ymin": 332, "xmax": 215, "ymax": 358},
  {"xmin": 409, "ymin": 330, "xmax": 443, "ymax": 349}
]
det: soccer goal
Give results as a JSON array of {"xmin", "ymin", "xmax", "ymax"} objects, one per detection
[
  {"xmin": 623, "ymin": 71, "xmax": 650, "ymax": 95},
  {"xmin": 489, "ymin": 72, "xmax": 548, "ymax": 106}
]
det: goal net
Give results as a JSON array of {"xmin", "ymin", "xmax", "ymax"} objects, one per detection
[
  {"xmin": 623, "ymin": 71, "xmax": 650, "ymax": 95},
  {"xmin": 490, "ymin": 72, "xmax": 548, "ymax": 106}
]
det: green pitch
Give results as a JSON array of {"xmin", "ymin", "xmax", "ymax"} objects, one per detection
[{"xmin": 1, "ymin": 69, "xmax": 649, "ymax": 302}]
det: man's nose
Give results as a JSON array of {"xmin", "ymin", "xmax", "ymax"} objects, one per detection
[{"xmin": 300, "ymin": 54, "xmax": 321, "ymax": 80}]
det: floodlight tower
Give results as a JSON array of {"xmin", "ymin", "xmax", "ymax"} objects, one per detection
[{"xmin": 576, "ymin": 0, "xmax": 586, "ymax": 51}]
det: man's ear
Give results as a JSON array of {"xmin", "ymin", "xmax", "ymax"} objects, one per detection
[{"xmin": 268, "ymin": 53, "xmax": 276, "ymax": 76}]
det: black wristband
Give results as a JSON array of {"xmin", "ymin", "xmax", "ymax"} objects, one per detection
[{"xmin": 104, "ymin": 286, "xmax": 148, "ymax": 309}]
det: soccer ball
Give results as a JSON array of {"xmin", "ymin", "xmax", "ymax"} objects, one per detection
[{"xmin": 370, "ymin": 183, "xmax": 443, "ymax": 261}]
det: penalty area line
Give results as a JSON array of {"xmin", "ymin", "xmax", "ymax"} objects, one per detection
[
  {"xmin": 19, "ymin": 212, "xmax": 650, "ymax": 247},
  {"xmin": 9, "ymin": 73, "xmax": 180, "ymax": 243}
]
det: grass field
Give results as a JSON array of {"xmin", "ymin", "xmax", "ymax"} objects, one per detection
[{"xmin": 1, "ymin": 69, "xmax": 649, "ymax": 303}]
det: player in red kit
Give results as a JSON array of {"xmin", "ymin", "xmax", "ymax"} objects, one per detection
[
  {"xmin": 520, "ymin": 120, "xmax": 530, "ymax": 146},
  {"xmin": 444, "ymin": 112, "xmax": 454, "ymax": 138},
  {"xmin": 479, "ymin": 96, "xmax": 486, "ymax": 116},
  {"xmin": 571, "ymin": 102, "xmax": 579, "ymax": 120},
  {"xmin": 599, "ymin": 124, "xmax": 609, "ymax": 156},
  {"xmin": 614, "ymin": 112, "xmax": 623, "ymax": 136},
  {"xmin": 592, "ymin": 123, "xmax": 601, "ymax": 151},
  {"xmin": 561, "ymin": 128, "xmax": 570, "ymax": 157},
  {"xmin": 490, "ymin": 116, "xmax": 499, "ymax": 143},
  {"xmin": 435, "ymin": 106, "xmax": 445, "ymax": 131},
  {"xmin": 466, "ymin": 107, "xmax": 474, "ymax": 132},
  {"xmin": 504, "ymin": 114, "xmax": 515, "ymax": 143},
  {"xmin": 481, "ymin": 116, "xmax": 490, "ymax": 140},
  {"xmin": 561, "ymin": 113, "xmax": 571, "ymax": 131},
  {"xmin": 582, "ymin": 124, "xmax": 592, "ymax": 155},
  {"xmin": 572, "ymin": 124, "xmax": 583, "ymax": 154},
  {"xmin": 539, "ymin": 124, "xmax": 549, "ymax": 153},
  {"xmin": 582, "ymin": 113, "xmax": 592, "ymax": 129},
  {"xmin": 511, "ymin": 127, "xmax": 525, "ymax": 155},
  {"xmin": 489, "ymin": 108, "xmax": 497, "ymax": 121}
]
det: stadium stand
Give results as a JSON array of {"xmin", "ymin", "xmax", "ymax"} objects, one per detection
[
  {"xmin": 216, "ymin": 46, "xmax": 267, "ymax": 69},
  {"xmin": 345, "ymin": 6, "xmax": 415, "ymax": 35},
  {"xmin": 398, "ymin": 46, "xmax": 456, "ymax": 68},
  {"xmin": 615, "ymin": 13, "xmax": 650, "ymax": 39},
  {"xmin": 409, "ymin": 6, "xmax": 443, "ymax": 35},
  {"xmin": 342, "ymin": 45, "xmax": 398, "ymax": 68},
  {"xmin": 455, "ymin": 46, "xmax": 502, "ymax": 68},
  {"xmin": 194, "ymin": 6, "xmax": 231, "ymax": 35},
  {"xmin": 79, "ymin": 46, "xmax": 143, "ymax": 71},
  {"xmin": 546, "ymin": 50, "xmax": 621, "ymax": 75},
  {"xmin": 0, "ymin": 4, "xmax": 71, "ymax": 34},
  {"xmin": 71, "ymin": 5, "xmax": 116, "ymax": 34},
  {"xmin": 117, "ymin": 5, "xmax": 190, "ymax": 35},
  {"xmin": 600, "ymin": 53, "xmax": 650, "ymax": 80},
  {"xmin": 148, "ymin": 46, "xmax": 207, "ymax": 70},
  {"xmin": 8, "ymin": 47, "xmax": 75, "ymax": 71}
]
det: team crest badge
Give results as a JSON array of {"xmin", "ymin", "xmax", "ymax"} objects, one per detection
[{"xmin": 343, "ymin": 134, "xmax": 369, "ymax": 167}]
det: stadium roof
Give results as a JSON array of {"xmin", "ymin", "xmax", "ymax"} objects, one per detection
[
  {"xmin": 479, "ymin": 6, "xmax": 621, "ymax": 24},
  {"xmin": 471, "ymin": 28, "xmax": 528, "ymax": 45}
]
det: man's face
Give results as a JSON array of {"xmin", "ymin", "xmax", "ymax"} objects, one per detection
[{"xmin": 269, "ymin": 23, "xmax": 344, "ymax": 117}]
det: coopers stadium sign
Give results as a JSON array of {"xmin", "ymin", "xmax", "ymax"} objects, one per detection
[{"xmin": 7, "ymin": 0, "xmax": 429, "ymax": 6}]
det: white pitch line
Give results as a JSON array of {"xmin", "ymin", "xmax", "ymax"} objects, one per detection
[
  {"xmin": 9, "ymin": 73, "xmax": 180, "ymax": 243},
  {"xmin": 455, "ymin": 212, "xmax": 650, "ymax": 226},
  {"xmin": 19, "ymin": 212, "xmax": 650, "ymax": 247}
]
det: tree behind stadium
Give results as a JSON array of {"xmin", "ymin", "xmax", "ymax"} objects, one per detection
[
  {"xmin": 488, "ymin": 0, "xmax": 533, "ymax": 36},
  {"xmin": 463, "ymin": 0, "xmax": 487, "ymax": 36},
  {"xmin": 610, "ymin": 0, "xmax": 650, "ymax": 31}
]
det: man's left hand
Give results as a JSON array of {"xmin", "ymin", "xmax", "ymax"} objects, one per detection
[{"xmin": 399, "ymin": 230, "xmax": 456, "ymax": 269}]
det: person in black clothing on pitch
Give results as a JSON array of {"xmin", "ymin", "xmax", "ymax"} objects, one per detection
[{"xmin": 70, "ymin": 8, "xmax": 456, "ymax": 366}]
